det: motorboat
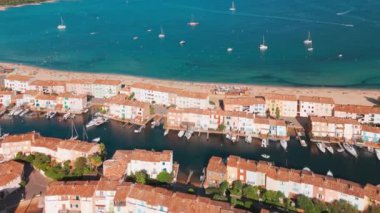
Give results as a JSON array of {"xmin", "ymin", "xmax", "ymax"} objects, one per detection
[
  {"xmin": 326, "ymin": 144, "xmax": 334, "ymax": 154},
  {"xmin": 185, "ymin": 130, "xmax": 193, "ymax": 140},
  {"xmin": 261, "ymin": 154, "xmax": 270, "ymax": 159},
  {"xmin": 63, "ymin": 112, "xmax": 71, "ymax": 120},
  {"xmin": 280, "ymin": 140, "xmax": 288, "ymax": 151},
  {"xmin": 245, "ymin": 135, "xmax": 252, "ymax": 143},
  {"xmin": 259, "ymin": 36, "xmax": 268, "ymax": 52},
  {"xmin": 327, "ymin": 170, "xmax": 333, "ymax": 177},
  {"xmin": 19, "ymin": 109, "xmax": 30, "ymax": 117},
  {"xmin": 300, "ymin": 139, "xmax": 307, "ymax": 147},
  {"xmin": 179, "ymin": 40, "xmax": 186, "ymax": 46},
  {"xmin": 343, "ymin": 143, "xmax": 358, "ymax": 158},
  {"xmin": 227, "ymin": 47, "xmax": 233, "ymax": 53},
  {"xmin": 316, "ymin": 143, "xmax": 326, "ymax": 153},
  {"xmin": 164, "ymin": 129, "xmax": 169, "ymax": 136},
  {"xmin": 261, "ymin": 138, "xmax": 268, "ymax": 148},
  {"xmin": 92, "ymin": 137, "xmax": 101, "ymax": 143},
  {"xmin": 337, "ymin": 143, "xmax": 345, "ymax": 153},
  {"xmin": 304, "ymin": 32, "xmax": 312, "ymax": 45},
  {"xmin": 158, "ymin": 27, "xmax": 165, "ymax": 39},
  {"xmin": 229, "ymin": 1, "xmax": 236, "ymax": 12},
  {"xmin": 187, "ymin": 15, "xmax": 199, "ymax": 27},
  {"xmin": 57, "ymin": 17, "xmax": 66, "ymax": 30},
  {"xmin": 375, "ymin": 149, "xmax": 380, "ymax": 161},
  {"xmin": 231, "ymin": 135, "xmax": 237, "ymax": 143},
  {"xmin": 46, "ymin": 111, "xmax": 57, "ymax": 119},
  {"xmin": 13, "ymin": 108, "xmax": 24, "ymax": 116},
  {"xmin": 178, "ymin": 130, "xmax": 185, "ymax": 138},
  {"xmin": 134, "ymin": 125, "xmax": 144, "ymax": 133}
]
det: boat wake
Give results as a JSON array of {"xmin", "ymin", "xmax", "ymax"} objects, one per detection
[
  {"xmin": 172, "ymin": 4, "xmax": 354, "ymax": 28},
  {"xmin": 336, "ymin": 8, "xmax": 354, "ymax": 16}
]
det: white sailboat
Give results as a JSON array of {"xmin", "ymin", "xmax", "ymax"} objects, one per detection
[
  {"xmin": 316, "ymin": 143, "xmax": 326, "ymax": 153},
  {"xmin": 304, "ymin": 32, "xmax": 312, "ymax": 45},
  {"xmin": 187, "ymin": 14, "xmax": 199, "ymax": 27},
  {"xmin": 259, "ymin": 36, "xmax": 268, "ymax": 52},
  {"xmin": 375, "ymin": 149, "xmax": 380, "ymax": 161},
  {"xmin": 158, "ymin": 27, "xmax": 165, "ymax": 39},
  {"xmin": 343, "ymin": 143, "xmax": 358, "ymax": 158},
  {"xmin": 178, "ymin": 130, "xmax": 185, "ymax": 138},
  {"xmin": 92, "ymin": 137, "xmax": 101, "ymax": 143},
  {"xmin": 280, "ymin": 140, "xmax": 288, "ymax": 151},
  {"xmin": 227, "ymin": 47, "xmax": 233, "ymax": 53},
  {"xmin": 261, "ymin": 154, "xmax": 270, "ymax": 159},
  {"xmin": 327, "ymin": 170, "xmax": 333, "ymax": 177},
  {"xmin": 229, "ymin": 1, "xmax": 236, "ymax": 12},
  {"xmin": 326, "ymin": 144, "xmax": 334, "ymax": 154},
  {"xmin": 164, "ymin": 129, "xmax": 169, "ymax": 136},
  {"xmin": 57, "ymin": 17, "xmax": 66, "ymax": 30},
  {"xmin": 69, "ymin": 121, "xmax": 78, "ymax": 140}
]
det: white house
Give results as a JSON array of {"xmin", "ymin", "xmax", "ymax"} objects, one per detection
[
  {"xmin": 34, "ymin": 94, "xmax": 57, "ymax": 110},
  {"xmin": 175, "ymin": 91, "xmax": 210, "ymax": 109},
  {"xmin": 91, "ymin": 79, "xmax": 122, "ymax": 98},
  {"xmin": 57, "ymin": 92, "xmax": 88, "ymax": 113},
  {"xmin": 0, "ymin": 161, "xmax": 24, "ymax": 198},
  {"xmin": 14, "ymin": 90, "xmax": 38, "ymax": 107},
  {"xmin": 334, "ymin": 104, "xmax": 380, "ymax": 125},
  {"xmin": 224, "ymin": 96, "xmax": 266, "ymax": 116},
  {"xmin": 65, "ymin": 79, "xmax": 93, "ymax": 96},
  {"xmin": 299, "ymin": 96, "xmax": 334, "ymax": 117},
  {"xmin": 130, "ymin": 83, "xmax": 178, "ymax": 106},
  {"xmin": 0, "ymin": 91, "xmax": 14, "ymax": 108},
  {"xmin": 4, "ymin": 74, "xmax": 33, "ymax": 93},
  {"xmin": 56, "ymin": 140, "xmax": 100, "ymax": 163},
  {"xmin": 28, "ymin": 80, "xmax": 66, "ymax": 94},
  {"xmin": 105, "ymin": 95, "xmax": 150, "ymax": 122}
]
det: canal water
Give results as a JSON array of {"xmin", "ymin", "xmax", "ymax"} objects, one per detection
[{"xmin": 0, "ymin": 115, "xmax": 379, "ymax": 186}]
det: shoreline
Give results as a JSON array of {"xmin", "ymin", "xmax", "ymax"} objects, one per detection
[
  {"xmin": 0, "ymin": 0, "xmax": 56, "ymax": 11},
  {"xmin": 1, "ymin": 61, "xmax": 379, "ymax": 106}
]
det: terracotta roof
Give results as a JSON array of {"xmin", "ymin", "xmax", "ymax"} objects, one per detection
[
  {"xmin": 29, "ymin": 80, "xmax": 66, "ymax": 87},
  {"xmin": 96, "ymin": 178, "xmax": 119, "ymax": 191},
  {"xmin": 32, "ymin": 136, "xmax": 60, "ymax": 151},
  {"xmin": 45, "ymin": 181, "xmax": 98, "ymax": 197},
  {"xmin": 105, "ymin": 94, "xmax": 149, "ymax": 108},
  {"xmin": 35, "ymin": 94, "xmax": 57, "ymax": 101},
  {"xmin": 310, "ymin": 116, "xmax": 360, "ymax": 125},
  {"xmin": 0, "ymin": 161, "xmax": 24, "ymax": 187},
  {"xmin": 176, "ymin": 90, "xmax": 209, "ymax": 99},
  {"xmin": 66, "ymin": 79, "xmax": 94, "ymax": 84},
  {"xmin": 57, "ymin": 140, "xmax": 99, "ymax": 153},
  {"xmin": 5, "ymin": 74, "xmax": 33, "ymax": 82},
  {"xmin": 265, "ymin": 93, "xmax": 297, "ymax": 102},
  {"xmin": 58, "ymin": 92, "xmax": 87, "ymax": 99},
  {"xmin": 299, "ymin": 96, "xmax": 334, "ymax": 104},
  {"xmin": 227, "ymin": 155, "xmax": 256, "ymax": 171},
  {"xmin": 0, "ymin": 91, "xmax": 14, "ymax": 95},
  {"xmin": 224, "ymin": 96, "xmax": 265, "ymax": 106},
  {"xmin": 1, "ymin": 132, "xmax": 37, "ymax": 143},
  {"xmin": 131, "ymin": 82, "xmax": 181, "ymax": 94},
  {"xmin": 335, "ymin": 104, "xmax": 380, "ymax": 114},
  {"xmin": 206, "ymin": 156, "xmax": 226, "ymax": 174},
  {"xmin": 362, "ymin": 125, "xmax": 380, "ymax": 134},
  {"xmin": 93, "ymin": 79, "xmax": 122, "ymax": 86}
]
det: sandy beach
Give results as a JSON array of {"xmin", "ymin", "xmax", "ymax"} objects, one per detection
[
  {"xmin": 0, "ymin": 0, "xmax": 55, "ymax": 11},
  {"xmin": 1, "ymin": 62, "xmax": 379, "ymax": 106}
]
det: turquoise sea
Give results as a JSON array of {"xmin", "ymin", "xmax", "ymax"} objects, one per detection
[{"xmin": 0, "ymin": 0, "xmax": 380, "ymax": 87}]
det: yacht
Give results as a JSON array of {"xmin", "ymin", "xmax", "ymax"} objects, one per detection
[
  {"xmin": 187, "ymin": 15, "xmax": 199, "ymax": 27},
  {"xmin": 245, "ymin": 135, "xmax": 252, "ymax": 143},
  {"xmin": 307, "ymin": 45, "xmax": 314, "ymax": 52},
  {"xmin": 164, "ymin": 129, "xmax": 169, "ymax": 136},
  {"xmin": 326, "ymin": 144, "xmax": 334, "ymax": 154},
  {"xmin": 343, "ymin": 143, "xmax": 358, "ymax": 158},
  {"xmin": 179, "ymin": 40, "xmax": 186, "ymax": 46},
  {"xmin": 134, "ymin": 126, "xmax": 144, "ymax": 134},
  {"xmin": 337, "ymin": 143, "xmax": 345, "ymax": 153},
  {"xmin": 229, "ymin": 1, "xmax": 236, "ymax": 12},
  {"xmin": 375, "ymin": 149, "xmax": 380, "ymax": 161},
  {"xmin": 259, "ymin": 36, "xmax": 268, "ymax": 52},
  {"xmin": 227, "ymin": 47, "xmax": 233, "ymax": 53},
  {"xmin": 300, "ymin": 139, "xmax": 307, "ymax": 147},
  {"xmin": 178, "ymin": 130, "xmax": 185, "ymax": 138},
  {"xmin": 185, "ymin": 130, "xmax": 193, "ymax": 140},
  {"xmin": 92, "ymin": 137, "xmax": 101, "ymax": 143},
  {"xmin": 304, "ymin": 32, "xmax": 312, "ymax": 45},
  {"xmin": 261, "ymin": 154, "xmax": 270, "ymax": 159},
  {"xmin": 63, "ymin": 112, "xmax": 71, "ymax": 120},
  {"xmin": 158, "ymin": 27, "xmax": 165, "ymax": 39},
  {"xmin": 327, "ymin": 170, "xmax": 334, "ymax": 177},
  {"xmin": 280, "ymin": 140, "xmax": 288, "ymax": 151},
  {"xmin": 57, "ymin": 17, "xmax": 66, "ymax": 30},
  {"xmin": 316, "ymin": 143, "xmax": 326, "ymax": 153}
]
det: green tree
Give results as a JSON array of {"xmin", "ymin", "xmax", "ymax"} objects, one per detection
[
  {"xmin": 275, "ymin": 107, "xmax": 280, "ymax": 119},
  {"xmin": 74, "ymin": 157, "xmax": 87, "ymax": 171},
  {"xmin": 89, "ymin": 154, "xmax": 103, "ymax": 169},
  {"xmin": 229, "ymin": 180, "xmax": 243, "ymax": 197},
  {"xmin": 218, "ymin": 124, "xmax": 226, "ymax": 131},
  {"xmin": 156, "ymin": 171, "xmax": 173, "ymax": 184},
  {"xmin": 263, "ymin": 190, "xmax": 284, "ymax": 205},
  {"xmin": 128, "ymin": 92, "xmax": 135, "ymax": 100},
  {"xmin": 99, "ymin": 143, "xmax": 107, "ymax": 159},
  {"xmin": 329, "ymin": 200, "xmax": 357, "ymax": 213},
  {"xmin": 219, "ymin": 181, "xmax": 228, "ymax": 196},
  {"xmin": 243, "ymin": 185, "xmax": 260, "ymax": 200},
  {"xmin": 135, "ymin": 171, "xmax": 148, "ymax": 184}
]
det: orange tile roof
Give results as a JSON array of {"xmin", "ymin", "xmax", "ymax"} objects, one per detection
[
  {"xmin": 265, "ymin": 93, "xmax": 297, "ymax": 102},
  {"xmin": 29, "ymin": 80, "xmax": 66, "ymax": 87},
  {"xmin": 335, "ymin": 104, "xmax": 380, "ymax": 114},
  {"xmin": 58, "ymin": 92, "xmax": 87, "ymax": 99},
  {"xmin": 0, "ymin": 90, "xmax": 14, "ymax": 95},
  {"xmin": 5, "ymin": 74, "xmax": 33, "ymax": 82},
  {"xmin": 131, "ymin": 82, "xmax": 181, "ymax": 94},
  {"xmin": 224, "ymin": 96, "xmax": 265, "ymax": 106},
  {"xmin": 45, "ymin": 181, "xmax": 98, "ymax": 197},
  {"xmin": 176, "ymin": 90, "xmax": 209, "ymax": 99},
  {"xmin": 362, "ymin": 125, "xmax": 380, "ymax": 134},
  {"xmin": 32, "ymin": 136, "xmax": 60, "ymax": 151},
  {"xmin": 35, "ymin": 94, "xmax": 57, "ymax": 101},
  {"xmin": 0, "ymin": 161, "xmax": 24, "ymax": 187},
  {"xmin": 66, "ymin": 79, "xmax": 94, "ymax": 84},
  {"xmin": 1, "ymin": 132, "xmax": 37, "ymax": 143},
  {"xmin": 310, "ymin": 116, "xmax": 360, "ymax": 125},
  {"xmin": 93, "ymin": 79, "xmax": 122, "ymax": 86},
  {"xmin": 105, "ymin": 94, "xmax": 150, "ymax": 108},
  {"xmin": 299, "ymin": 96, "xmax": 334, "ymax": 104},
  {"xmin": 57, "ymin": 140, "xmax": 99, "ymax": 153},
  {"xmin": 206, "ymin": 156, "xmax": 226, "ymax": 174}
]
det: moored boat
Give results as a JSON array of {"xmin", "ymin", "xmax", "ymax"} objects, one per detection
[
  {"xmin": 343, "ymin": 143, "xmax": 358, "ymax": 158},
  {"xmin": 134, "ymin": 126, "xmax": 144, "ymax": 134},
  {"xmin": 375, "ymin": 149, "xmax": 380, "ymax": 161},
  {"xmin": 280, "ymin": 140, "xmax": 287, "ymax": 151},
  {"xmin": 327, "ymin": 170, "xmax": 333, "ymax": 177},
  {"xmin": 261, "ymin": 154, "xmax": 270, "ymax": 159},
  {"xmin": 63, "ymin": 112, "xmax": 71, "ymax": 120},
  {"xmin": 92, "ymin": 137, "xmax": 101, "ymax": 143},
  {"xmin": 300, "ymin": 139, "xmax": 307, "ymax": 147},
  {"xmin": 316, "ymin": 143, "xmax": 326, "ymax": 153},
  {"xmin": 185, "ymin": 130, "xmax": 193, "ymax": 140},
  {"xmin": 245, "ymin": 135, "xmax": 252, "ymax": 143},
  {"xmin": 164, "ymin": 129, "xmax": 169, "ymax": 136},
  {"xmin": 261, "ymin": 138, "xmax": 268, "ymax": 148},
  {"xmin": 178, "ymin": 130, "xmax": 185, "ymax": 138},
  {"xmin": 326, "ymin": 144, "xmax": 334, "ymax": 154},
  {"xmin": 337, "ymin": 143, "xmax": 345, "ymax": 153}
]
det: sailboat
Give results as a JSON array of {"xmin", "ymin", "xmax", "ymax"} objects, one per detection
[
  {"xmin": 229, "ymin": 1, "xmax": 236, "ymax": 12},
  {"xmin": 158, "ymin": 27, "xmax": 165, "ymax": 39},
  {"xmin": 57, "ymin": 17, "xmax": 66, "ymax": 30},
  {"xmin": 70, "ymin": 121, "xmax": 79, "ymax": 140},
  {"xmin": 375, "ymin": 149, "xmax": 380, "ymax": 161},
  {"xmin": 188, "ymin": 14, "xmax": 199, "ymax": 27},
  {"xmin": 304, "ymin": 32, "xmax": 312, "ymax": 45},
  {"xmin": 316, "ymin": 143, "xmax": 326, "ymax": 153},
  {"xmin": 326, "ymin": 144, "xmax": 334, "ymax": 154},
  {"xmin": 259, "ymin": 36, "xmax": 268, "ymax": 52},
  {"xmin": 280, "ymin": 140, "xmax": 288, "ymax": 151},
  {"xmin": 82, "ymin": 126, "xmax": 89, "ymax": 141}
]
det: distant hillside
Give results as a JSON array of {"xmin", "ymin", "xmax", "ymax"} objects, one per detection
[{"xmin": 0, "ymin": 0, "xmax": 48, "ymax": 6}]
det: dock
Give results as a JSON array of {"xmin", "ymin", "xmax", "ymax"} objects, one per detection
[{"xmin": 185, "ymin": 170, "xmax": 194, "ymax": 185}]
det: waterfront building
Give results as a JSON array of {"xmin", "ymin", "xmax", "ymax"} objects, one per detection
[
  {"xmin": 104, "ymin": 94, "xmax": 150, "ymax": 123},
  {"xmin": 34, "ymin": 94, "xmax": 58, "ymax": 110},
  {"xmin": 103, "ymin": 149, "xmax": 174, "ymax": 181},
  {"xmin": 309, "ymin": 116, "xmax": 361, "ymax": 141},
  {"xmin": 14, "ymin": 90, "xmax": 38, "ymax": 107},
  {"xmin": 57, "ymin": 92, "xmax": 88, "ymax": 113},
  {"xmin": 299, "ymin": 96, "xmax": 334, "ymax": 117},
  {"xmin": 28, "ymin": 80, "xmax": 66, "ymax": 94},
  {"xmin": 269, "ymin": 119, "xmax": 287, "ymax": 138},
  {"xmin": 65, "ymin": 79, "xmax": 94, "ymax": 96},
  {"xmin": 204, "ymin": 156, "xmax": 227, "ymax": 188},
  {"xmin": 206, "ymin": 155, "xmax": 377, "ymax": 211},
  {"xmin": 0, "ymin": 132, "xmax": 100, "ymax": 163},
  {"xmin": 91, "ymin": 79, "xmax": 122, "ymax": 98},
  {"xmin": 223, "ymin": 96, "xmax": 266, "ymax": 116},
  {"xmin": 334, "ymin": 104, "xmax": 380, "ymax": 125},
  {"xmin": 130, "ymin": 82, "xmax": 179, "ymax": 106},
  {"xmin": 4, "ymin": 74, "xmax": 33, "ymax": 93},
  {"xmin": 361, "ymin": 125, "xmax": 380, "ymax": 143},
  {"xmin": 0, "ymin": 90, "xmax": 14, "ymax": 108},
  {"xmin": 44, "ymin": 181, "xmax": 238, "ymax": 213},
  {"xmin": 0, "ymin": 161, "xmax": 24, "ymax": 198},
  {"xmin": 265, "ymin": 93, "xmax": 298, "ymax": 118},
  {"xmin": 175, "ymin": 90, "xmax": 210, "ymax": 109}
]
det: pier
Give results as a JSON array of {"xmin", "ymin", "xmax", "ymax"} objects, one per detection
[{"xmin": 185, "ymin": 170, "xmax": 194, "ymax": 185}]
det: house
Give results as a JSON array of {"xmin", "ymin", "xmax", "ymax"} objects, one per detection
[
  {"xmin": 269, "ymin": 119, "xmax": 287, "ymax": 137},
  {"xmin": 130, "ymin": 82, "xmax": 179, "ymax": 106},
  {"xmin": 0, "ymin": 161, "xmax": 24, "ymax": 199},
  {"xmin": 14, "ymin": 90, "xmax": 38, "ymax": 107},
  {"xmin": 103, "ymin": 149, "xmax": 174, "ymax": 181},
  {"xmin": 0, "ymin": 90, "xmax": 14, "ymax": 108},
  {"xmin": 56, "ymin": 140, "xmax": 100, "ymax": 163},
  {"xmin": 4, "ymin": 74, "xmax": 33, "ymax": 93},
  {"xmin": 334, "ymin": 104, "xmax": 380, "ymax": 125},
  {"xmin": 175, "ymin": 91, "xmax": 210, "ymax": 109},
  {"xmin": 224, "ymin": 96, "xmax": 266, "ymax": 116},
  {"xmin": 65, "ymin": 79, "xmax": 94, "ymax": 96},
  {"xmin": 204, "ymin": 156, "xmax": 227, "ymax": 188},
  {"xmin": 265, "ymin": 93, "xmax": 298, "ymax": 117},
  {"xmin": 91, "ymin": 79, "xmax": 122, "ymax": 98},
  {"xmin": 309, "ymin": 116, "xmax": 361, "ymax": 141},
  {"xmin": 93, "ymin": 179, "xmax": 119, "ymax": 213},
  {"xmin": 0, "ymin": 132, "xmax": 36, "ymax": 161},
  {"xmin": 299, "ymin": 96, "xmax": 334, "ymax": 117},
  {"xmin": 361, "ymin": 125, "xmax": 380, "ymax": 143},
  {"xmin": 104, "ymin": 94, "xmax": 150, "ymax": 123},
  {"xmin": 57, "ymin": 92, "xmax": 88, "ymax": 113},
  {"xmin": 34, "ymin": 94, "xmax": 57, "ymax": 110},
  {"xmin": 28, "ymin": 80, "xmax": 66, "ymax": 94}
]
